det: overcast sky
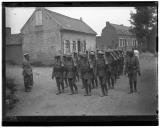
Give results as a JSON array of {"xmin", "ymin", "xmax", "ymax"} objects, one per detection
[{"xmin": 6, "ymin": 7, "xmax": 136, "ymax": 36}]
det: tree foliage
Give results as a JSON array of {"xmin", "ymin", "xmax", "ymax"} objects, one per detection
[{"xmin": 130, "ymin": 6, "xmax": 157, "ymax": 50}]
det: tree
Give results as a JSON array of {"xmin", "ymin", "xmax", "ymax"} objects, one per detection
[{"xmin": 130, "ymin": 6, "xmax": 157, "ymax": 52}]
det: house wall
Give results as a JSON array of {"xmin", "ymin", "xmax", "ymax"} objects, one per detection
[
  {"xmin": 100, "ymin": 22, "xmax": 138, "ymax": 50},
  {"xmin": 61, "ymin": 31, "xmax": 96, "ymax": 53},
  {"xmin": 101, "ymin": 23, "xmax": 118, "ymax": 49},
  {"xmin": 21, "ymin": 8, "xmax": 61, "ymax": 64},
  {"xmin": 6, "ymin": 45, "xmax": 23, "ymax": 65}
]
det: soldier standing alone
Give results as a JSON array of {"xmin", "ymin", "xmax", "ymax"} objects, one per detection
[
  {"xmin": 124, "ymin": 50, "xmax": 141, "ymax": 94},
  {"xmin": 22, "ymin": 53, "xmax": 33, "ymax": 92}
]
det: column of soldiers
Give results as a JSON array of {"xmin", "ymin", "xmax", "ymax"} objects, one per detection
[{"xmin": 22, "ymin": 49, "xmax": 140, "ymax": 96}]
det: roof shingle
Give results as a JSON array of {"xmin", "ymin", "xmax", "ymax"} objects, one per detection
[
  {"xmin": 46, "ymin": 9, "xmax": 97, "ymax": 35},
  {"xmin": 110, "ymin": 23, "xmax": 134, "ymax": 36}
]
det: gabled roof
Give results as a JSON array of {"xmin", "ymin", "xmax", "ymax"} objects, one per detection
[
  {"xmin": 45, "ymin": 9, "xmax": 97, "ymax": 35},
  {"xmin": 110, "ymin": 23, "xmax": 134, "ymax": 36}
]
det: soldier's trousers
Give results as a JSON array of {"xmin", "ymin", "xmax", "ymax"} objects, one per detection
[
  {"xmin": 98, "ymin": 76, "xmax": 108, "ymax": 95},
  {"xmin": 82, "ymin": 78, "xmax": 91, "ymax": 95},
  {"xmin": 128, "ymin": 73, "xmax": 137, "ymax": 92},
  {"xmin": 55, "ymin": 77, "xmax": 64, "ymax": 93},
  {"xmin": 91, "ymin": 72, "xmax": 98, "ymax": 88},
  {"xmin": 68, "ymin": 78, "xmax": 78, "ymax": 94},
  {"xmin": 24, "ymin": 74, "xmax": 33, "ymax": 90},
  {"xmin": 106, "ymin": 71, "xmax": 115, "ymax": 89}
]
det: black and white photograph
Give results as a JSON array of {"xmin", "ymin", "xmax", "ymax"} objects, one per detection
[{"xmin": 3, "ymin": 2, "xmax": 158, "ymax": 126}]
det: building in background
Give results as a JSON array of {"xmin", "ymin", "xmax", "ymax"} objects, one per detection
[
  {"xmin": 97, "ymin": 21, "xmax": 138, "ymax": 51},
  {"xmin": 5, "ymin": 27, "xmax": 23, "ymax": 65},
  {"xmin": 21, "ymin": 7, "xmax": 97, "ymax": 64}
]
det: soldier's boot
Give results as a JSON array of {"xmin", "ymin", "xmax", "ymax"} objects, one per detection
[
  {"xmin": 84, "ymin": 85, "xmax": 89, "ymax": 96},
  {"xmin": 73, "ymin": 83, "xmax": 78, "ymax": 94},
  {"xmin": 69, "ymin": 82, "xmax": 74, "ymax": 95},
  {"xmin": 88, "ymin": 84, "xmax": 92, "ymax": 96},
  {"xmin": 65, "ymin": 79, "xmax": 68, "ymax": 88},
  {"xmin": 104, "ymin": 84, "xmax": 108, "ymax": 96},
  {"xmin": 91, "ymin": 79, "xmax": 95, "ymax": 89},
  {"xmin": 100, "ymin": 84, "xmax": 105, "ymax": 97},
  {"xmin": 128, "ymin": 80, "xmax": 133, "ymax": 94},
  {"xmin": 81, "ymin": 79, "xmax": 85, "ymax": 89},
  {"xmin": 111, "ymin": 78, "xmax": 115, "ymax": 89},
  {"xmin": 95, "ymin": 78, "xmax": 98, "ymax": 88},
  {"xmin": 56, "ymin": 83, "xmax": 61, "ymax": 95},
  {"xmin": 134, "ymin": 81, "xmax": 137, "ymax": 92},
  {"xmin": 61, "ymin": 82, "xmax": 65, "ymax": 93}
]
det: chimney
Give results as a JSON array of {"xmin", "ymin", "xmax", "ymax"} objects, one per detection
[
  {"xmin": 80, "ymin": 17, "xmax": 83, "ymax": 21},
  {"xmin": 106, "ymin": 21, "xmax": 110, "ymax": 26},
  {"xmin": 35, "ymin": 7, "xmax": 45, "ymax": 11},
  {"xmin": 6, "ymin": 27, "xmax": 11, "ymax": 37}
]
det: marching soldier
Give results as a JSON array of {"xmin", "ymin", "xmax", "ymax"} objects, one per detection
[
  {"xmin": 79, "ymin": 53, "xmax": 92, "ymax": 96},
  {"xmin": 65, "ymin": 54, "xmax": 78, "ymax": 95},
  {"xmin": 73, "ymin": 52, "xmax": 79, "ymax": 82},
  {"xmin": 52, "ymin": 54, "xmax": 64, "ymax": 95},
  {"xmin": 105, "ymin": 50, "xmax": 115, "ymax": 89},
  {"xmin": 89, "ymin": 51, "xmax": 98, "ymax": 89},
  {"xmin": 124, "ymin": 50, "xmax": 141, "ymax": 94},
  {"xmin": 22, "ymin": 53, "xmax": 33, "ymax": 92},
  {"xmin": 62, "ymin": 55, "xmax": 69, "ymax": 88},
  {"xmin": 96, "ymin": 51, "xmax": 108, "ymax": 97}
]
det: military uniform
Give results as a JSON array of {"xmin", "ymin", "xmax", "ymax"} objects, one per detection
[
  {"xmin": 96, "ymin": 51, "xmax": 108, "ymax": 97},
  {"xmin": 52, "ymin": 55, "xmax": 64, "ymax": 95},
  {"xmin": 124, "ymin": 51, "xmax": 141, "ymax": 93},
  {"xmin": 62, "ymin": 55, "xmax": 68, "ymax": 88},
  {"xmin": 79, "ymin": 54, "xmax": 92, "ymax": 96},
  {"xmin": 65, "ymin": 55, "xmax": 78, "ymax": 95},
  {"xmin": 105, "ymin": 51, "xmax": 115, "ymax": 89},
  {"xmin": 73, "ymin": 52, "xmax": 79, "ymax": 82},
  {"xmin": 22, "ymin": 53, "xmax": 33, "ymax": 92},
  {"xmin": 89, "ymin": 51, "xmax": 98, "ymax": 89}
]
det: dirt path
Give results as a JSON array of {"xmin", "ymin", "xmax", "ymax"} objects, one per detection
[{"xmin": 6, "ymin": 53, "xmax": 158, "ymax": 116}]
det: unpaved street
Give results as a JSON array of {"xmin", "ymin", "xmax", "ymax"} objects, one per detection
[{"xmin": 6, "ymin": 53, "xmax": 158, "ymax": 116}]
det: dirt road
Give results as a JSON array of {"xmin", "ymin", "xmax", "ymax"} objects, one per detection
[{"xmin": 6, "ymin": 53, "xmax": 158, "ymax": 116}]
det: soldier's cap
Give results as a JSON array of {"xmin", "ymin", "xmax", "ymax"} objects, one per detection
[
  {"xmin": 90, "ymin": 51, "xmax": 95, "ymax": 55},
  {"xmin": 24, "ymin": 53, "xmax": 29, "ymax": 56},
  {"xmin": 98, "ymin": 50, "xmax": 104, "ymax": 55},
  {"xmin": 79, "ymin": 52, "xmax": 87, "ymax": 57},
  {"xmin": 55, "ymin": 54, "xmax": 61, "ymax": 58},
  {"xmin": 65, "ymin": 53, "xmax": 72, "ymax": 58}
]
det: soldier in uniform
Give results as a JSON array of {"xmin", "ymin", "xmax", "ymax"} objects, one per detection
[
  {"xmin": 62, "ymin": 55, "xmax": 68, "ymax": 88},
  {"xmin": 73, "ymin": 52, "xmax": 79, "ymax": 82},
  {"xmin": 79, "ymin": 53, "xmax": 92, "ymax": 96},
  {"xmin": 89, "ymin": 51, "xmax": 98, "ymax": 89},
  {"xmin": 105, "ymin": 50, "xmax": 115, "ymax": 89},
  {"xmin": 22, "ymin": 53, "xmax": 33, "ymax": 92},
  {"xmin": 52, "ymin": 54, "xmax": 64, "ymax": 95},
  {"xmin": 65, "ymin": 54, "xmax": 78, "ymax": 95},
  {"xmin": 124, "ymin": 50, "xmax": 141, "ymax": 94},
  {"xmin": 96, "ymin": 51, "xmax": 108, "ymax": 97}
]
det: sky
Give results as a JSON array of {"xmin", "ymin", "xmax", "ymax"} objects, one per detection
[{"xmin": 6, "ymin": 7, "xmax": 136, "ymax": 36}]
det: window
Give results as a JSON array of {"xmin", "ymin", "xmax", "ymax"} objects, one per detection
[
  {"xmin": 83, "ymin": 40, "xmax": 86, "ymax": 52},
  {"xmin": 35, "ymin": 10, "xmax": 42, "ymax": 26},
  {"xmin": 77, "ymin": 40, "xmax": 81, "ymax": 52},
  {"xmin": 73, "ymin": 41, "xmax": 76, "ymax": 52},
  {"xmin": 64, "ymin": 40, "xmax": 70, "ymax": 54}
]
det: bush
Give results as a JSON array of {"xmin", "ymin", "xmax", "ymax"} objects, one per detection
[{"xmin": 5, "ymin": 78, "xmax": 19, "ymax": 112}]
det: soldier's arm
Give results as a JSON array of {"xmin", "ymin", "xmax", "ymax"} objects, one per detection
[
  {"xmin": 52, "ymin": 66, "xmax": 55, "ymax": 79},
  {"xmin": 136, "ymin": 57, "xmax": 141, "ymax": 75},
  {"xmin": 124, "ymin": 58, "xmax": 128, "ymax": 75}
]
